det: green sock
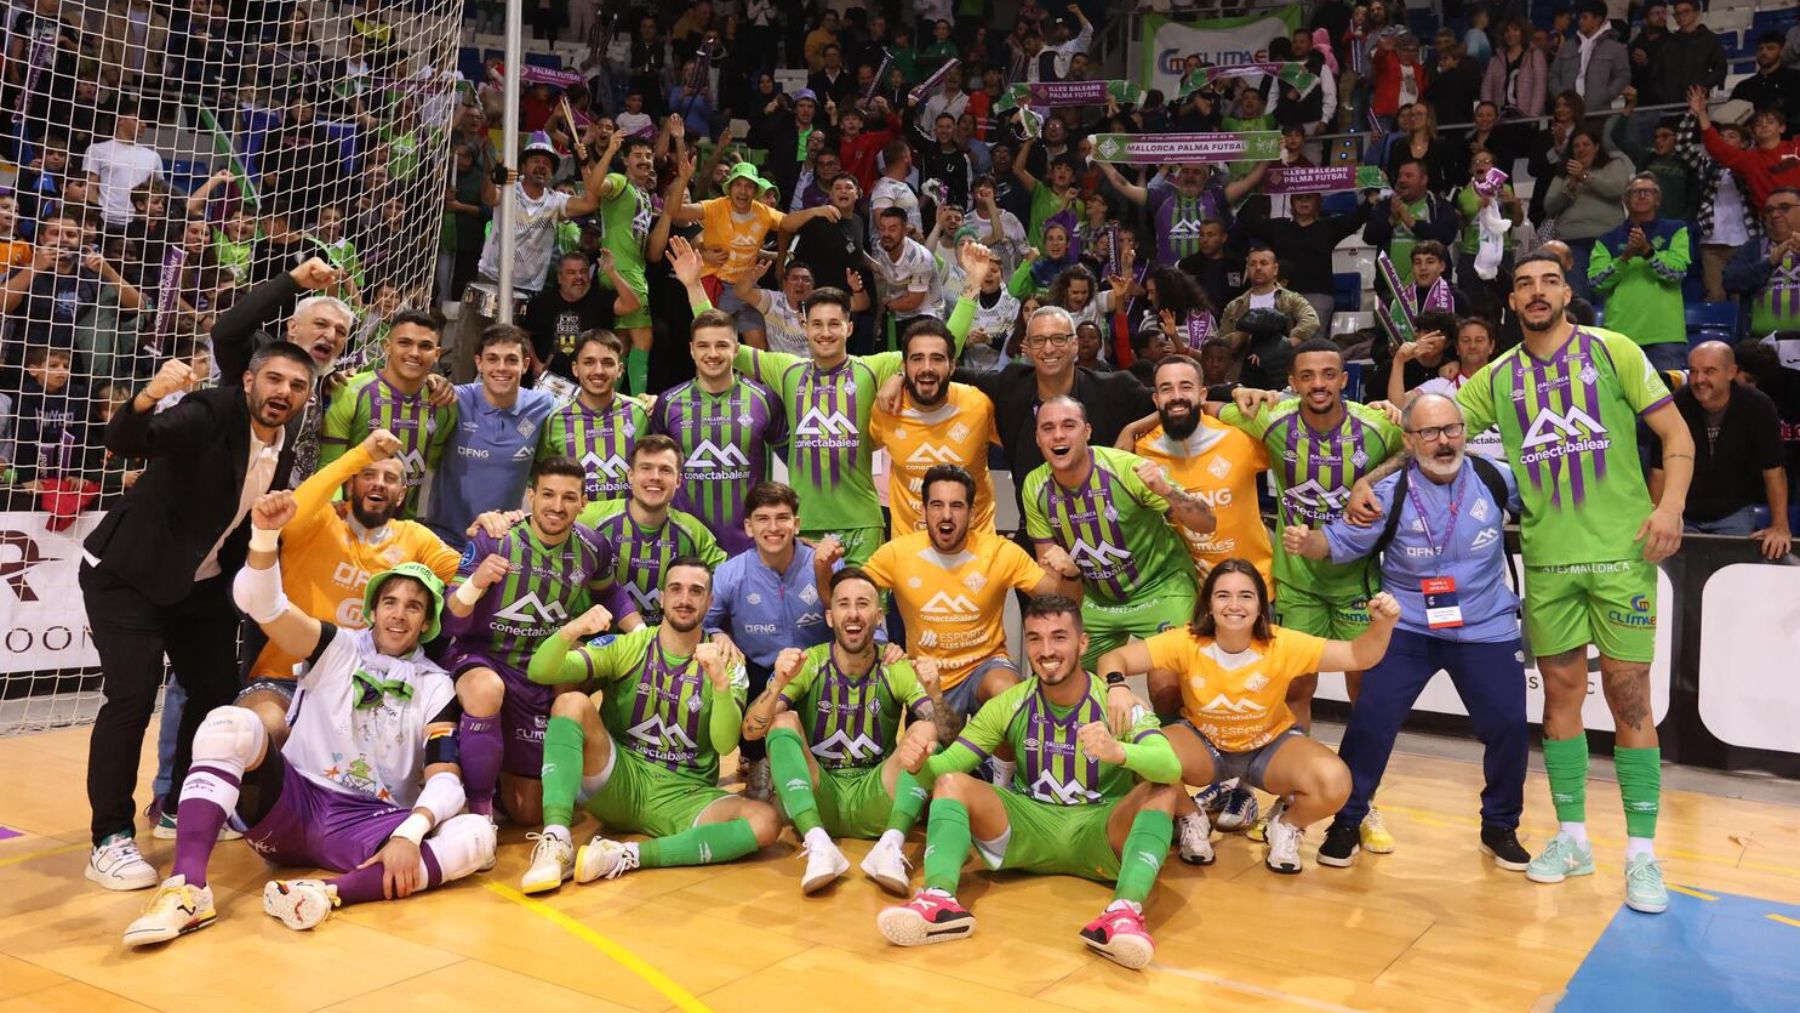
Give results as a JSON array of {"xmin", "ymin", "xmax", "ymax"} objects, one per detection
[
  {"xmin": 767, "ymin": 728, "xmax": 821, "ymax": 835},
  {"xmin": 626, "ymin": 347, "xmax": 649, "ymax": 396},
  {"xmin": 541, "ymin": 716, "xmax": 585, "ymax": 830},
  {"xmin": 885, "ymin": 770, "xmax": 929, "ymax": 834},
  {"xmin": 922, "ymin": 799, "xmax": 971, "ymax": 894},
  {"xmin": 1542, "ymin": 734, "xmax": 1590, "ymax": 824},
  {"xmin": 1614, "ymin": 746, "xmax": 1662, "ymax": 839},
  {"xmin": 1113, "ymin": 809, "xmax": 1173, "ymax": 906},
  {"xmin": 638, "ymin": 818, "xmax": 760, "ymax": 868}
]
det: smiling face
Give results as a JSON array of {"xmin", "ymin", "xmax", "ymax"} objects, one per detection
[
  {"xmin": 804, "ymin": 298, "xmax": 851, "ymax": 362},
  {"xmin": 1457, "ymin": 321, "xmax": 1495, "ymax": 370},
  {"xmin": 690, "ymin": 322, "xmax": 737, "ymax": 384},
  {"xmin": 1023, "ymin": 312, "xmax": 1076, "ymax": 374},
  {"xmin": 744, "ymin": 500, "xmax": 796, "ymax": 557},
  {"xmin": 1034, "ymin": 400, "xmax": 1091, "ymax": 474},
  {"xmin": 576, "ymin": 339, "xmax": 622, "ymax": 401},
  {"xmin": 1023, "ymin": 609, "xmax": 1087, "ymax": 687},
  {"xmin": 1044, "ymin": 224, "xmax": 1070, "ymax": 260},
  {"xmin": 903, "ymin": 332, "xmax": 952, "ymax": 408},
  {"xmin": 349, "ymin": 458, "xmax": 406, "ymax": 528},
  {"xmin": 477, "ymin": 339, "xmax": 526, "ymax": 399},
  {"xmin": 528, "ymin": 472, "xmax": 585, "ymax": 539},
  {"xmin": 629, "ymin": 447, "xmax": 681, "ymax": 511},
  {"xmin": 383, "ymin": 322, "xmax": 440, "ymax": 385},
  {"xmin": 368, "ymin": 576, "xmax": 431, "ymax": 656},
  {"xmin": 826, "ymin": 574, "xmax": 882, "ymax": 654},
  {"xmin": 1289, "ymin": 349, "xmax": 1346, "ymax": 418},
  {"xmin": 1206, "ymin": 571, "xmax": 1264, "ymax": 638},
  {"xmin": 1153, "ymin": 357, "xmax": 1204, "ymax": 440},
  {"xmin": 660, "ymin": 564, "xmax": 712, "ymax": 634},
  {"xmin": 1405, "ymin": 396, "xmax": 1468, "ymax": 481}
]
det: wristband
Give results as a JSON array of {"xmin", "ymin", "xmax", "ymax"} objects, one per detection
[
  {"xmin": 453, "ymin": 580, "xmax": 485, "ymax": 608},
  {"xmin": 1105, "ymin": 672, "xmax": 1126, "ymax": 687},
  {"xmin": 390, "ymin": 812, "xmax": 431, "ymax": 845},
  {"xmin": 249, "ymin": 527, "xmax": 280, "ymax": 553}
]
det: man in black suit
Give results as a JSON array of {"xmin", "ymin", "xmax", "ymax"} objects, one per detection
[{"xmin": 79, "ymin": 342, "xmax": 315, "ymax": 890}]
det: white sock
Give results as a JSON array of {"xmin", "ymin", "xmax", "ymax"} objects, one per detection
[
  {"xmin": 803, "ymin": 826, "xmax": 834, "ymax": 852},
  {"xmin": 545, "ymin": 825, "xmax": 572, "ymax": 846},
  {"xmin": 990, "ymin": 758, "xmax": 1016, "ymax": 786},
  {"xmin": 1625, "ymin": 836, "xmax": 1656, "ymax": 861},
  {"xmin": 1559, "ymin": 821, "xmax": 1589, "ymax": 846},
  {"xmin": 876, "ymin": 829, "xmax": 905, "ymax": 851},
  {"xmin": 1105, "ymin": 898, "xmax": 1142, "ymax": 915}
]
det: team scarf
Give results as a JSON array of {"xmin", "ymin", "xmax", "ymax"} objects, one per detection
[
  {"xmin": 908, "ymin": 59, "xmax": 961, "ymax": 105},
  {"xmin": 865, "ymin": 49, "xmax": 894, "ymax": 102},
  {"xmin": 520, "ymin": 64, "xmax": 587, "ymax": 89},
  {"xmin": 152, "ymin": 246, "xmax": 189, "ymax": 346},
  {"xmin": 994, "ymin": 80, "xmax": 1144, "ymax": 112},
  {"xmin": 1184, "ymin": 311, "xmax": 1218, "ymax": 352},
  {"xmin": 11, "ymin": 33, "xmax": 49, "ymax": 126},
  {"xmin": 1376, "ymin": 250, "xmax": 1453, "ymax": 346},
  {"xmin": 1091, "ymin": 131, "xmax": 1281, "ymax": 164},
  {"xmin": 1178, "ymin": 62, "xmax": 1319, "ymax": 99},
  {"xmin": 1263, "ymin": 164, "xmax": 1390, "ymax": 194}
]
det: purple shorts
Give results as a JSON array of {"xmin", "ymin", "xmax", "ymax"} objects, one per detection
[
  {"xmin": 243, "ymin": 756, "xmax": 407, "ymax": 874},
  {"xmin": 445, "ymin": 646, "xmax": 552, "ymax": 779}
]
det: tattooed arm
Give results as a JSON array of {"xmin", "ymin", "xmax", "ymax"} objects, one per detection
[
  {"xmin": 740, "ymin": 647, "xmax": 804, "ymax": 741},
  {"xmin": 909, "ymin": 657, "xmax": 963, "ymax": 746}
]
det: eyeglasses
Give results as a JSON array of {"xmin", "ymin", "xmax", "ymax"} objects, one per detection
[
  {"xmin": 1025, "ymin": 332, "xmax": 1076, "ymax": 348},
  {"xmin": 1626, "ymin": 188, "xmax": 1659, "ymax": 197},
  {"xmin": 1767, "ymin": 202, "xmax": 1800, "ymax": 213},
  {"xmin": 1406, "ymin": 422, "xmax": 1466, "ymax": 442}
]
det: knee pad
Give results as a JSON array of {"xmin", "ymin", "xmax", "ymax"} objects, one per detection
[
  {"xmin": 425, "ymin": 813, "xmax": 497, "ymax": 883},
  {"xmin": 191, "ymin": 706, "xmax": 266, "ymax": 769}
]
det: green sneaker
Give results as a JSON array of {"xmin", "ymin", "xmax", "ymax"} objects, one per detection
[
  {"xmin": 1524, "ymin": 831, "xmax": 1594, "ymax": 884},
  {"xmin": 152, "ymin": 811, "xmax": 179, "ymax": 840},
  {"xmin": 1624, "ymin": 854, "xmax": 1669, "ymax": 914}
]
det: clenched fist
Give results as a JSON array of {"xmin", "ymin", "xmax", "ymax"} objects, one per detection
[
  {"xmin": 562, "ymin": 604, "xmax": 615, "ymax": 641},
  {"xmin": 772, "ymin": 647, "xmax": 806, "ymax": 690},
  {"xmin": 469, "ymin": 553, "xmax": 511, "ymax": 591},
  {"xmin": 694, "ymin": 642, "xmax": 731, "ymax": 691},
  {"xmin": 1282, "ymin": 523, "xmax": 1313, "ymax": 555},
  {"xmin": 1077, "ymin": 721, "xmax": 1125, "ymax": 765},
  {"xmin": 362, "ymin": 428, "xmax": 401, "ymax": 461},
  {"xmin": 251, "ymin": 491, "xmax": 298, "ymax": 531},
  {"xmin": 1367, "ymin": 591, "xmax": 1401, "ymax": 625},
  {"xmin": 143, "ymin": 358, "xmax": 195, "ymax": 403}
]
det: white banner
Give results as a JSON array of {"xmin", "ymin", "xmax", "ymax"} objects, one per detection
[
  {"xmin": 0, "ymin": 511, "xmax": 102, "ymax": 674},
  {"xmin": 1317, "ymin": 566, "xmax": 1675, "ymax": 732},
  {"xmin": 1697, "ymin": 563, "xmax": 1800, "ymax": 751},
  {"xmin": 1137, "ymin": 8, "xmax": 1303, "ymax": 102}
]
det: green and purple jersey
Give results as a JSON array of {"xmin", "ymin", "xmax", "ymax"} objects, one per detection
[
  {"xmin": 320, "ymin": 371, "xmax": 456, "ymax": 517},
  {"xmin": 577, "ymin": 500, "xmax": 729, "ymax": 625},
  {"xmin": 649, "ymin": 377, "xmax": 788, "ymax": 555},
  {"xmin": 444, "ymin": 523, "xmax": 627, "ymax": 671},
  {"xmin": 537, "ymin": 396, "xmax": 648, "ymax": 502},
  {"xmin": 779, "ymin": 643, "xmax": 926, "ymax": 771},
  {"xmin": 1021, "ymin": 446, "xmax": 1195, "ymax": 604}
]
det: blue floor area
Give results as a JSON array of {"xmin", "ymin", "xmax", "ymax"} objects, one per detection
[{"xmin": 1561, "ymin": 889, "xmax": 1800, "ymax": 1012}]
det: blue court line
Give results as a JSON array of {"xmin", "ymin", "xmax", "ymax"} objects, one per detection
[{"xmin": 1561, "ymin": 888, "xmax": 1800, "ymax": 1012}]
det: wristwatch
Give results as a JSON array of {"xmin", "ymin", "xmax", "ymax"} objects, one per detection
[{"xmin": 1104, "ymin": 672, "xmax": 1126, "ymax": 687}]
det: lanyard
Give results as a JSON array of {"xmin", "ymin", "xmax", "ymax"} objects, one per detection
[{"xmin": 1404, "ymin": 465, "xmax": 1465, "ymax": 560}]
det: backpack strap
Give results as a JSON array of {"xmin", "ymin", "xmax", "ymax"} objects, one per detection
[{"xmin": 1363, "ymin": 467, "xmax": 1410, "ymax": 600}]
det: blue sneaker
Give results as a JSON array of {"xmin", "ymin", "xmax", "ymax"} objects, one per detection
[
  {"xmin": 1525, "ymin": 831, "xmax": 1595, "ymax": 884},
  {"xmin": 1217, "ymin": 785, "xmax": 1260, "ymax": 833},
  {"xmin": 1624, "ymin": 854, "xmax": 1669, "ymax": 914},
  {"xmin": 1191, "ymin": 782, "xmax": 1230, "ymax": 817}
]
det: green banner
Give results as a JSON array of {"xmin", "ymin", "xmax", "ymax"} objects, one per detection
[
  {"xmin": 994, "ymin": 80, "xmax": 1144, "ymax": 113},
  {"xmin": 1179, "ymin": 62, "xmax": 1319, "ymax": 99}
]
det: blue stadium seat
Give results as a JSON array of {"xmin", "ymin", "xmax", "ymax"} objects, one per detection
[
  {"xmin": 524, "ymin": 52, "xmax": 561, "ymax": 70},
  {"xmin": 1685, "ymin": 302, "xmax": 1741, "ymax": 345},
  {"xmin": 1333, "ymin": 272, "xmax": 1363, "ymax": 313},
  {"xmin": 1321, "ymin": 190, "xmax": 1359, "ymax": 216},
  {"xmin": 1344, "ymin": 360, "xmax": 1365, "ymax": 402},
  {"xmin": 458, "ymin": 46, "xmax": 485, "ymax": 84},
  {"xmin": 167, "ymin": 159, "xmax": 209, "ymax": 195}
]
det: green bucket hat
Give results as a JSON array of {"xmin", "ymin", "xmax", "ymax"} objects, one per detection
[
  {"xmin": 723, "ymin": 161, "xmax": 777, "ymax": 198},
  {"xmin": 363, "ymin": 562, "xmax": 447, "ymax": 644}
]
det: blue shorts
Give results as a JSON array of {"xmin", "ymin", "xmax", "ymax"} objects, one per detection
[
  {"xmin": 942, "ymin": 655, "xmax": 1020, "ymax": 718},
  {"xmin": 1178, "ymin": 722, "xmax": 1303, "ymax": 793}
]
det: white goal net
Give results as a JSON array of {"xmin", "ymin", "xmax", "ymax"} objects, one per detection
[{"xmin": 0, "ymin": 0, "xmax": 464, "ymax": 735}]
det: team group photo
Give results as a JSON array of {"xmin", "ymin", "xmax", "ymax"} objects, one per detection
[{"xmin": 0, "ymin": 0, "xmax": 1797, "ymax": 1010}]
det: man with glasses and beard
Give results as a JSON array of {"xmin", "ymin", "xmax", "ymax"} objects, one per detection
[
  {"xmin": 869, "ymin": 319, "xmax": 1002, "ymax": 539},
  {"xmin": 1283, "ymin": 394, "xmax": 1532, "ymax": 873}
]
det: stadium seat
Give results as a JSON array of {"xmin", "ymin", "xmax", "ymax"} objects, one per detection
[
  {"xmin": 1321, "ymin": 190, "xmax": 1359, "ymax": 216},
  {"xmin": 1333, "ymin": 272, "xmax": 1363, "ymax": 313},
  {"xmin": 1685, "ymin": 302, "xmax": 1741, "ymax": 345},
  {"xmin": 1710, "ymin": 9, "xmax": 1753, "ymax": 33},
  {"xmin": 458, "ymin": 46, "xmax": 486, "ymax": 84},
  {"xmin": 524, "ymin": 52, "xmax": 561, "ymax": 71},
  {"xmin": 167, "ymin": 159, "xmax": 210, "ymax": 196}
]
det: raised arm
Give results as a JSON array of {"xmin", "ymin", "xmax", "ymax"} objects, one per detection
[
  {"xmin": 230, "ymin": 492, "xmax": 327, "ymax": 660},
  {"xmin": 1096, "ymin": 161, "xmax": 1148, "ymax": 205},
  {"xmin": 1316, "ymin": 591, "xmax": 1401, "ymax": 672}
]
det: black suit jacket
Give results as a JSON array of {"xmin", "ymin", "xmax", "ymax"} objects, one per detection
[{"xmin": 83, "ymin": 386, "xmax": 296, "ymax": 605}]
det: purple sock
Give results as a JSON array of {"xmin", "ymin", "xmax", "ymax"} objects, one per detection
[
  {"xmin": 171, "ymin": 764, "xmax": 240, "ymax": 887},
  {"xmin": 458, "ymin": 713, "xmax": 504, "ymax": 816},
  {"xmin": 328, "ymin": 843, "xmax": 443, "ymax": 905}
]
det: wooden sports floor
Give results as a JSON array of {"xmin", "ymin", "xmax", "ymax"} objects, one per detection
[{"xmin": 2, "ymin": 726, "xmax": 1797, "ymax": 1013}]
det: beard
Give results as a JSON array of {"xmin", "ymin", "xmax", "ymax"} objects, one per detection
[
  {"xmin": 904, "ymin": 372, "xmax": 947, "ymax": 407},
  {"xmin": 1158, "ymin": 398, "xmax": 1200, "ymax": 440},
  {"xmin": 351, "ymin": 498, "xmax": 398, "ymax": 529}
]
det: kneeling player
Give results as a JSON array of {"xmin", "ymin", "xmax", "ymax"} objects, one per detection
[
  {"xmin": 876, "ymin": 595, "xmax": 1183, "ymax": 970},
  {"xmin": 124, "ymin": 492, "xmax": 495, "ymax": 947},
  {"xmin": 520, "ymin": 558, "xmax": 780, "ymax": 890},
  {"xmin": 739, "ymin": 568, "xmax": 948, "ymax": 895},
  {"xmin": 1098, "ymin": 561, "xmax": 1401, "ymax": 873}
]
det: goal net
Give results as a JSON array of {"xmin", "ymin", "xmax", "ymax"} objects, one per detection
[{"xmin": 0, "ymin": 0, "xmax": 464, "ymax": 735}]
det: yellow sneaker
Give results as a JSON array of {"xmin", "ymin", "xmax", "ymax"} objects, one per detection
[
  {"xmin": 1360, "ymin": 807, "xmax": 1396, "ymax": 854},
  {"xmin": 123, "ymin": 875, "xmax": 216, "ymax": 947}
]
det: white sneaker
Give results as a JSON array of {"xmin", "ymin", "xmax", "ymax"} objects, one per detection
[
  {"xmin": 262, "ymin": 879, "xmax": 339, "ymax": 931},
  {"xmin": 122, "ymin": 875, "xmax": 215, "ymax": 947},
  {"xmin": 800, "ymin": 838, "xmax": 850, "ymax": 894},
  {"xmin": 87, "ymin": 833, "xmax": 158, "ymax": 891},
  {"xmin": 860, "ymin": 837, "xmax": 912, "ymax": 895},
  {"xmin": 520, "ymin": 831, "xmax": 575, "ymax": 893},
  {"xmin": 574, "ymin": 836, "xmax": 639, "ymax": 883},
  {"xmin": 1265, "ymin": 817, "xmax": 1304, "ymax": 874},
  {"xmin": 1176, "ymin": 809, "xmax": 1216, "ymax": 866},
  {"xmin": 151, "ymin": 812, "xmax": 242, "ymax": 841}
]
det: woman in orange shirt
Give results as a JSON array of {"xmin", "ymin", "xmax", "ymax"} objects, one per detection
[{"xmin": 1098, "ymin": 560, "xmax": 1400, "ymax": 874}]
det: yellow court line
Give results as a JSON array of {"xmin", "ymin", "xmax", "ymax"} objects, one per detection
[
  {"xmin": 484, "ymin": 882, "xmax": 713, "ymax": 1013},
  {"xmin": 1768, "ymin": 914, "xmax": 1800, "ymax": 929},
  {"xmin": 0, "ymin": 842, "xmax": 87, "ymax": 869},
  {"xmin": 1666, "ymin": 884, "xmax": 1717, "ymax": 901}
]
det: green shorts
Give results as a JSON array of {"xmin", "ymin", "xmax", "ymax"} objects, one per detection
[
  {"xmin": 581, "ymin": 746, "xmax": 730, "ymax": 838},
  {"xmin": 801, "ymin": 526, "xmax": 884, "ymax": 567},
  {"xmin": 599, "ymin": 270, "xmax": 651, "ymax": 330},
  {"xmin": 977, "ymin": 788, "xmax": 1121, "ymax": 883},
  {"xmin": 1523, "ymin": 560, "xmax": 1656, "ymax": 664},
  {"xmin": 1081, "ymin": 580, "xmax": 1197, "ymax": 666},
  {"xmin": 815, "ymin": 765, "xmax": 896, "ymax": 840},
  {"xmin": 1274, "ymin": 583, "xmax": 1371, "ymax": 640}
]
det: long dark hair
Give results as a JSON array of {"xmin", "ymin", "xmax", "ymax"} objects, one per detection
[{"xmin": 1189, "ymin": 559, "xmax": 1274, "ymax": 642}]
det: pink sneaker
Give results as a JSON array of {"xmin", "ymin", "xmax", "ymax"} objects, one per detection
[
  {"xmin": 1080, "ymin": 905, "xmax": 1155, "ymax": 969},
  {"xmin": 876, "ymin": 890, "xmax": 976, "ymax": 946}
]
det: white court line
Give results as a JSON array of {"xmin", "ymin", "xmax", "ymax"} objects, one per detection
[{"xmin": 1148, "ymin": 963, "xmax": 1365, "ymax": 1013}]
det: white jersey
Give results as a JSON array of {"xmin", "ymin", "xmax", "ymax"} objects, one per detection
[
  {"xmin": 477, "ymin": 183, "xmax": 573, "ymax": 294},
  {"xmin": 871, "ymin": 238, "xmax": 944, "ymax": 319},
  {"xmin": 964, "ymin": 288, "xmax": 1022, "ymax": 371},
  {"xmin": 758, "ymin": 291, "xmax": 810, "ymax": 356},
  {"xmin": 871, "ymin": 176, "xmax": 923, "ymax": 235},
  {"xmin": 281, "ymin": 625, "xmax": 458, "ymax": 809},
  {"xmin": 965, "ymin": 209, "xmax": 1028, "ymax": 274}
]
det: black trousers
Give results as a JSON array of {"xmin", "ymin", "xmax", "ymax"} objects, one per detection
[{"xmin": 80, "ymin": 566, "xmax": 241, "ymax": 846}]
